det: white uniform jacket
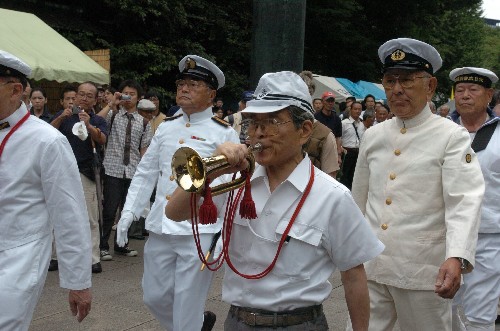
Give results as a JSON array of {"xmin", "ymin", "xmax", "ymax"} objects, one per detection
[
  {"xmin": 474, "ymin": 118, "xmax": 500, "ymax": 233},
  {"xmin": 221, "ymin": 157, "xmax": 385, "ymax": 311},
  {"xmin": 123, "ymin": 106, "xmax": 240, "ymax": 235},
  {"xmin": 352, "ymin": 105, "xmax": 484, "ymax": 290},
  {"xmin": 0, "ymin": 104, "xmax": 92, "ymax": 290}
]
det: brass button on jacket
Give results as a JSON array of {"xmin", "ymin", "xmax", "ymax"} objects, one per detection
[
  {"xmin": 394, "ymin": 149, "xmax": 401, "ymax": 156},
  {"xmin": 386, "ymin": 198, "xmax": 392, "ymax": 205},
  {"xmin": 381, "ymin": 223, "xmax": 388, "ymax": 230}
]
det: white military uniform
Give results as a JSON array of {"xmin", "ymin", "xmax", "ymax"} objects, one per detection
[
  {"xmin": 352, "ymin": 105, "xmax": 484, "ymax": 330},
  {"xmin": 0, "ymin": 104, "xmax": 92, "ymax": 330},
  {"xmin": 122, "ymin": 106, "xmax": 239, "ymax": 331},
  {"xmin": 219, "ymin": 156, "xmax": 384, "ymax": 311},
  {"xmin": 453, "ymin": 115, "xmax": 500, "ymax": 331}
]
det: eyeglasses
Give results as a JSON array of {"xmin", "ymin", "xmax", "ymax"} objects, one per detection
[
  {"xmin": 77, "ymin": 92, "xmax": 96, "ymax": 100},
  {"xmin": 381, "ymin": 75, "xmax": 430, "ymax": 89},
  {"xmin": 241, "ymin": 118, "xmax": 292, "ymax": 136},
  {"xmin": 175, "ymin": 79, "xmax": 207, "ymax": 90}
]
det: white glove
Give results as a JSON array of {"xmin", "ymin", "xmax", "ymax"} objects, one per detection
[{"xmin": 116, "ymin": 211, "xmax": 134, "ymax": 247}]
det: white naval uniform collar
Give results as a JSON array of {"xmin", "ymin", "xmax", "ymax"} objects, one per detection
[
  {"xmin": 395, "ymin": 104, "xmax": 432, "ymax": 129},
  {"xmin": 251, "ymin": 154, "xmax": 311, "ymax": 193},
  {"xmin": 0, "ymin": 103, "xmax": 28, "ymax": 131},
  {"xmin": 181, "ymin": 106, "xmax": 213, "ymax": 123}
]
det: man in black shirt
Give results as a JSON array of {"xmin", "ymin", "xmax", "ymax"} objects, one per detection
[{"xmin": 315, "ymin": 91, "xmax": 343, "ymax": 162}]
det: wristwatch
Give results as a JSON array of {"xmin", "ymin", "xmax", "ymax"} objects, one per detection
[{"xmin": 456, "ymin": 257, "xmax": 471, "ymax": 273}]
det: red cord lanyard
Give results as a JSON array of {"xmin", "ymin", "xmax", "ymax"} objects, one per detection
[
  {"xmin": 0, "ymin": 111, "xmax": 30, "ymax": 160},
  {"xmin": 191, "ymin": 161, "xmax": 315, "ymax": 279}
]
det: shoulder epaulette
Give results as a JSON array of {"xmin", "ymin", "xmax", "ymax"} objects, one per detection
[
  {"xmin": 211, "ymin": 116, "xmax": 231, "ymax": 127},
  {"xmin": 164, "ymin": 114, "xmax": 183, "ymax": 121}
]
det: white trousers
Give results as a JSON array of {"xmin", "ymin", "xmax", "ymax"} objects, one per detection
[
  {"xmin": 0, "ymin": 236, "xmax": 51, "ymax": 331},
  {"xmin": 452, "ymin": 233, "xmax": 500, "ymax": 331},
  {"xmin": 346, "ymin": 280, "xmax": 452, "ymax": 331},
  {"xmin": 142, "ymin": 232, "xmax": 215, "ymax": 331}
]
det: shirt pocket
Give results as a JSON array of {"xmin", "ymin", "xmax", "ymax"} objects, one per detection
[{"xmin": 267, "ymin": 219, "xmax": 323, "ymax": 281}]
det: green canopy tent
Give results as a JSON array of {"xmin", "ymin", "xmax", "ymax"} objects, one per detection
[{"xmin": 0, "ymin": 8, "xmax": 109, "ymax": 84}]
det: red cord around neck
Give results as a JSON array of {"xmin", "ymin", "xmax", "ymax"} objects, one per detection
[{"xmin": 190, "ymin": 161, "xmax": 315, "ymax": 279}]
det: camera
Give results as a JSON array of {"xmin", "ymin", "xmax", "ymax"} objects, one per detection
[
  {"xmin": 72, "ymin": 106, "xmax": 81, "ymax": 115},
  {"xmin": 120, "ymin": 94, "xmax": 131, "ymax": 101}
]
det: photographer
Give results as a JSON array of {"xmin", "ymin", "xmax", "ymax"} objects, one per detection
[
  {"xmin": 97, "ymin": 80, "xmax": 152, "ymax": 260},
  {"xmin": 51, "ymin": 82, "xmax": 108, "ymax": 274}
]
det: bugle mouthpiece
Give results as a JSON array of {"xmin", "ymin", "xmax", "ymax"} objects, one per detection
[{"xmin": 248, "ymin": 142, "xmax": 263, "ymax": 153}]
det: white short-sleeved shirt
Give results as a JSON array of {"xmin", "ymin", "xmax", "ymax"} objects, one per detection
[
  {"xmin": 220, "ymin": 156, "xmax": 384, "ymax": 311},
  {"xmin": 341, "ymin": 116, "xmax": 365, "ymax": 148}
]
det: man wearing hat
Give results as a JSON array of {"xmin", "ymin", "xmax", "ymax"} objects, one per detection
[
  {"xmin": 0, "ymin": 50, "xmax": 92, "ymax": 329},
  {"xmin": 315, "ymin": 91, "xmax": 343, "ymax": 166},
  {"xmin": 166, "ymin": 71, "xmax": 384, "ymax": 330},
  {"xmin": 115, "ymin": 55, "xmax": 239, "ymax": 331},
  {"xmin": 351, "ymin": 38, "xmax": 484, "ymax": 330},
  {"xmin": 449, "ymin": 67, "xmax": 500, "ymax": 331}
]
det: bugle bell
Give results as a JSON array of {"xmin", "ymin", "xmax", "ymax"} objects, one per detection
[{"xmin": 171, "ymin": 143, "xmax": 262, "ymax": 196}]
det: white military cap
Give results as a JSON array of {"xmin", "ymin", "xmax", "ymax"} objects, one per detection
[
  {"xmin": 0, "ymin": 50, "xmax": 32, "ymax": 77},
  {"xmin": 449, "ymin": 67, "xmax": 498, "ymax": 88},
  {"xmin": 242, "ymin": 71, "xmax": 313, "ymax": 115},
  {"xmin": 378, "ymin": 38, "xmax": 442, "ymax": 74},
  {"xmin": 178, "ymin": 55, "xmax": 225, "ymax": 90},
  {"xmin": 137, "ymin": 99, "xmax": 156, "ymax": 111}
]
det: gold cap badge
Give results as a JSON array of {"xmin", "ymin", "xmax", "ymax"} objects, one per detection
[
  {"xmin": 184, "ymin": 58, "xmax": 197, "ymax": 70},
  {"xmin": 390, "ymin": 50, "xmax": 406, "ymax": 61}
]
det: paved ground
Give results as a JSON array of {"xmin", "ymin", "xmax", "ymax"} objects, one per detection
[{"xmin": 30, "ymin": 237, "xmax": 499, "ymax": 331}]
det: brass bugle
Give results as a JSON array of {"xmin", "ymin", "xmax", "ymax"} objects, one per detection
[{"xmin": 171, "ymin": 143, "xmax": 262, "ymax": 196}]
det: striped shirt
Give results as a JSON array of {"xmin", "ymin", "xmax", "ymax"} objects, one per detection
[{"xmin": 103, "ymin": 107, "xmax": 152, "ymax": 179}]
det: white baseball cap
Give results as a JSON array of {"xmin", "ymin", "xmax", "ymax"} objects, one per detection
[{"xmin": 242, "ymin": 71, "xmax": 313, "ymax": 115}]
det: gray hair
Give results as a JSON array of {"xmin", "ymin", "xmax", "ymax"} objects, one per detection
[{"xmin": 287, "ymin": 105, "xmax": 314, "ymax": 129}]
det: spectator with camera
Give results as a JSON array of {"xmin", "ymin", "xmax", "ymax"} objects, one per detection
[
  {"xmin": 50, "ymin": 82, "xmax": 108, "ymax": 274},
  {"xmin": 97, "ymin": 79, "xmax": 152, "ymax": 260}
]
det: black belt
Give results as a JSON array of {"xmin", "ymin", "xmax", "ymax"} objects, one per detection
[
  {"xmin": 343, "ymin": 147, "xmax": 359, "ymax": 153},
  {"xmin": 229, "ymin": 304, "xmax": 323, "ymax": 327}
]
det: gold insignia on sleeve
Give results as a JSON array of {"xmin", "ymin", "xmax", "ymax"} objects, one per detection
[
  {"xmin": 390, "ymin": 50, "xmax": 406, "ymax": 61},
  {"xmin": 185, "ymin": 58, "xmax": 197, "ymax": 70},
  {"xmin": 465, "ymin": 153, "xmax": 472, "ymax": 163},
  {"xmin": 211, "ymin": 116, "xmax": 231, "ymax": 127}
]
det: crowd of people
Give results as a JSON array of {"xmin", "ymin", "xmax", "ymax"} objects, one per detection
[{"xmin": 0, "ymin": 35, "xmax": 499, "ymax": 331}]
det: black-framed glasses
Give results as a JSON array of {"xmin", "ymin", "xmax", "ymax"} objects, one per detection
[
  {"xmin": 381, "ymin": 75, "xmax": 429, "ymax": 89},
  {"xmin": 175, "ymin": 79, "xmax": 207, "ymax": 90},
  {"xmin": 241, "ymin": 118, "xmax": 292, "ymax": 136}
]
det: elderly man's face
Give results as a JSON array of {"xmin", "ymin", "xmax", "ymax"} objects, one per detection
[
  {"xmin": 383, "ymin": 69, "xmax": 436, "ymax": 120},
  {"xmin": 439, "ymin": 106, "xmax": 450, "ymax": 117},
  {"xmin": 246, "ymin": 108, "xmax": 312, "ymax": 168},
  {"xmin": 375, "ymin": 106, "xmax": 388, "ymax": 122},
  {"xmin": 76, "ymin": 83, "xmax": 97, "ymax": 112},
  {"xmin": 454, "ymin": 83, "xmax": 493, "ymax": 117},
  {"xmin": 176, "ymin": 78, "xmax": 215, "ymax": 115},
  {"xmin": 61, "ymin": 91, "xmax": 76, "ymax": 110}
]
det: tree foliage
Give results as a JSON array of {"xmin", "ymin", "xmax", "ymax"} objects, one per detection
[{"xmin": 0, "ymin": 0, "xmax": 498, "ymax": 107}]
